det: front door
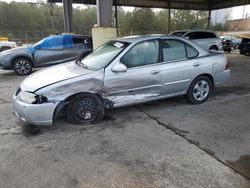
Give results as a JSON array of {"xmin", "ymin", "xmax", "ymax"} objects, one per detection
[
  {"xmin": 103, "ymin": 39, "xmax": 162, "ymax": 106},
  {"xmin": 34, "ymin": 36, "xmax": 64, "ymax": 67}
]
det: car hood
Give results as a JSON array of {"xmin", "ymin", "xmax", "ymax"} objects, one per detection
[
  {"xmin": 0, "ymin": 46, "xmax": 31, "ymax": 55},
  {"xmin": 20, "ymin": 61, "xmax": 94, "ymax": 92}
]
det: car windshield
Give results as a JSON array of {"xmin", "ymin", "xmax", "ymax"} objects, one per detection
[
  {"xmin": 33, "ymin": 38, "xmax": 46, "ymax": 48},
  {"xmin": 170, "ymin": 31, "xmax": 187, "ymax": 37},
  {"xmin": 78, "ymin": 41, "xmax": 130, "ymax": 71}
]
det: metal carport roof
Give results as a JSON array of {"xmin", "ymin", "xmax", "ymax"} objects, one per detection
[{"xmin": 49, "ymin": 0, "xmax": 250, "ymax": 10}]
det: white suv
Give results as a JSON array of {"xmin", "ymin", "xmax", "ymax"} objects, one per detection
[
  {"xmin": 0, "ymin": 41, "xmax": 16, "ymax": 52},
  {"xmin": 170, "ymin": 30, "xmax": 222, "ymax": 51}
]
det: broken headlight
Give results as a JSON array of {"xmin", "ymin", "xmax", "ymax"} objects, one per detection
[{"xmin": 19, "ymin": 91, "xmax": 47, "ymax": 104}]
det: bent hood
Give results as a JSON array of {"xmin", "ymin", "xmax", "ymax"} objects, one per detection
[{"xmin": 20, "ymin": 61, "xmax": 94, "ymax": 92}]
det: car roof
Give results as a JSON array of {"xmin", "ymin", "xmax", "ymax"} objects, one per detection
[
  {"xmin": 115, "ymin": 34, "xmax": 209, "ymax": 57},
  {"xmin": 172, "ymin": 29, "xmax": 217, "ymax": 33},
  {"xmin": 116, "ymin": 34, "xmax": 191, "ymax": 43},
  {"xmin": 49, "ymin": 34, "xmax": 92, "ymax": 38}
]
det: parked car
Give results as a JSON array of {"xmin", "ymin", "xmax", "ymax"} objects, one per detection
[
  {"xmin": 222, "ymin": 39, "xmax": 233, "ymax": 53},
  {"xmin": 170, "ymin": 29, "xmax": 222, "ymax": 51},
  {"xmin": 11, "ymin": 39, "xmax": 23, "ymax": 46},
  {"xmin": 220, "ymin": 35, "xmax": 241, "ymax": 49},
  {"xmin": 0, "ymin": 34, "xmax": 93, "ymax": 75},
  {"xmin": 0, "ymin": 41, "xmax": 16, "ymax": 52},
  {"xmin": 13, "ymin": 35, "xmax": 230, "ymax": 126},
  {"xmin": 239, "ymin": 37, "xmax": 250, "ymax": 56}
]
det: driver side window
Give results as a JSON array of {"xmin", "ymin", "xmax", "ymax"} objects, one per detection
[
  {"xmin": 121, "ymin": 40, "xmax": 159, "ymax": 68},
  {"xmin": 41, "ymin": 37, "xmax": 64, "ymax": 50}
]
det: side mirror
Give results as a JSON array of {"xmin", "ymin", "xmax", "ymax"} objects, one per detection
[
  {"xmin": 112, "ymin": 62, "xmax": 127, "ymax": 73},
  {"xmin": 184, "ymin": 36, "xmax": 190, "ymax": 40},
  {"xmin": 34, "ymin": 44, "xmax": 41, "ymax": 50}
]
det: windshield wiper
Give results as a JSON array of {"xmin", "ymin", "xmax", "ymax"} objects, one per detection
[{"xmin": 75, "ymin": 60, "xmax": 88, "ymax": 69}]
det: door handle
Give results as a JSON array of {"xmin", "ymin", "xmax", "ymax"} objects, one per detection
[
  {"xmin": 151, "ymin": 70, "xmax": 160, "ymax": 75},
  {"xmin": 193, "ymin": 62, "xmax": 201, "ymax": 67}
]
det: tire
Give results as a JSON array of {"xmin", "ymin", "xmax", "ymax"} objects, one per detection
[
  {"xmin": 13, "ymin": 58, "xmax": 33, "ymax": 75},
  {"xmin": 0, "ymin": 46, "xmax": 11, "ymax": 52},
  {"xmin": 209, "ymin": 46, "xmax": 218, "ymax": 51},
  {"xmin": 66, "ymin": 93, "xmax": 104, "ymax": 125},
  {"xmin": 234, "ymin": 44, "xmax": 239, "ymax": 49},
  {"xmin": 186, "ymin": 76, "xmax": 212, "ymax": 104}
]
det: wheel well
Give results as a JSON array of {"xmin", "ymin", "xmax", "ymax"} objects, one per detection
[
  {"xmin": 209, "ymin": 45, "xmax": 218, "ymax": 50},
  {"xmin": 64, "ymin": 92, "xmax": 103, "ymax": 102},
  {"xmin": 0, "ymin": 46, "xmax": 11, "ymax": 51},
  {"xmin": 194, "ymin": 74, "xmax": 215, "ymax": 89},
  {"xmin": 11, "ymin": 56, "xmax": 34, "ymax": 69},
  {"xmin": 53, "ymin": 92, "xmax": 104, "ymax": 122}
]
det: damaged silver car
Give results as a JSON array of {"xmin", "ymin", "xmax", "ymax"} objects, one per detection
[{"xmin": 13, "ymin": 35, "xmax": 230, "ymax": 126}]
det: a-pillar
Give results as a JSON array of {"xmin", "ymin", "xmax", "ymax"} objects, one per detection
[
  {"xmin": 92, "ymin": 0, "xmax": 117, "ymax": 49},
  {"xmin": 63, "ymin": 0, "xmax": 73, "ymax": 33}
]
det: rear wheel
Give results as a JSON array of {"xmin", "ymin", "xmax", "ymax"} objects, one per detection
[
  {"xmin": 66, "ymin": 93, "xmax": 104, "ymax": 125},
  {"xmin": 186, "ymin": 76, "xmax": 212, "ymax": 104},
  {"xmin": 13, "ymin": 58, "xmax": 33, "ymax": 75}
]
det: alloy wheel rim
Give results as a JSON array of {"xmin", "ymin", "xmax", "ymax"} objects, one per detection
[
  {"xmin": 15, "ymin": 60, "xmax": 31, "ymax": 75},
  {"xmin": 193, "ymin": 80, "xmax": 209, "ymax": 101}
]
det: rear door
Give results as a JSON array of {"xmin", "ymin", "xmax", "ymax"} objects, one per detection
[
  {"xmin": 158, "ymin": 39, "xmax": 203, "ymax": 95},
  {"xmin": 63, "ymin": 36, "xmax": 92, "ymax": 62},
  {"xmin": 185, "ymin": 32, "xmax": 207, "ymax": 49},
  {"xmin": 185, "ymin": 31, "xmax": 218, "ymax": 50}
]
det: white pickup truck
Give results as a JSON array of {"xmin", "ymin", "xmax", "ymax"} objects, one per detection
[{"xmin": 0, "ymin": 41, "xmax": 16, "ymax": 52}]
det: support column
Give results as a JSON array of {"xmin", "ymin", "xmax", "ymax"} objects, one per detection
[
  {"xmin": 207, "ymin": 0, "xmax": 212, "ymax": 29},
  {"xmin": 63, "ymin": 0, "xmax": 73, "ymax": 33},
  {"xmin": 207, "ymin": 9, "xmax": 211, "ymax": 29},
  {"xmin": 92, "ymin": 0, "xmax": 117, "ymax": 49},
  {"xmin": 168, "ymin": 8, "xmax": 171, "ymax": 34},
  {"xmin": 97, "ymin": 0, "xmax": 113, "ymax": 27},
  {"xmin": 115, "ymin": 1, "xmax": 118, "ymax": 36},
  {"xmin": 167, "ymin": 0, "xmax": 171, "ymax": 34}
]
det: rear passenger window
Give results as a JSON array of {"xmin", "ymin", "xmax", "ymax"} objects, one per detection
[
  {"xmin": 186, "ymin": 44, "xmax": 199, "ymax": 58},
  {"xmin": 162, "ymin": 40, "xmax": 186, "ymax": 62},
  {"xmin": 203, "ymin": 32, "xmax": 217, "ymax": 38},
  {"xmin": 186, "ymin": 32, "xmax": 217, "ymax": 39},
  {"xmin": 73, "ymin": 37, "xmax": 84, "ymax": 44}
]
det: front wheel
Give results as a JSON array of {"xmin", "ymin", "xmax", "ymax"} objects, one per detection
[
  {"xmin": 245, "ymin": 51, "xmax": 250, "ymax": 56},
  {"xmin": 13, "ymin": 58, "xmax": 33, "ymax": 75},
  {"xmin": 66, "ymin": 93, "xmax": 104, "ymax": 125},
  {"xmin": 186, "ymin": 76, "xmax": 212, "ymax": 104}
]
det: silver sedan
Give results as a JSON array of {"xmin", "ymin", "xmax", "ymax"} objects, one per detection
[{"xmin": 13, "ymin": 35, "xmax": 230, "ymax": 126}]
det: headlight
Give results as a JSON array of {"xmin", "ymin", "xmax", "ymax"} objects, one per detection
[
  {"xmin": 1, "ymin": 52, "xmax": 12, "ymax": 57},
  {"xmin": 19, "ymin": 91, "xmax": 47, "ymax": 104}
]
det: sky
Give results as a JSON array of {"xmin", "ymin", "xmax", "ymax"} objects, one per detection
[{"xmin": 1, "ymin": 0, "xmax": 250, "ymax": 22}]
